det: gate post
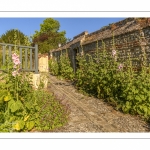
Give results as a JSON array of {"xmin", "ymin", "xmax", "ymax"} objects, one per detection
[
  {"xmin": 32, "ymin": 44, "xmax": 40, "ymax": 89},
  {"xmin": 2, "ymin": 45, "xmax": 6, "ymax": 65},
  {"xmin": 35, "ymin": 44, "xmax": 38, "ymax": 74}
]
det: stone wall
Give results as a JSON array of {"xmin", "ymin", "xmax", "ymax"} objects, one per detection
[{"xmin": 50, "ymin": 18, "xmax": 150, "ymax": 71}]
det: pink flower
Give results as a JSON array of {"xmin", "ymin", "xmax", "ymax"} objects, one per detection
[
  {"xmin": 112, "ymin": 50, "xmax": 116, "ymax": 57},
  {"xmin": 12, "ymin": 70, "xmax": 19, "ymax": 77},
  {"xmin": 12, "ymin": 53, "xmax": 19, "ymax": 60},
  {"xmin": 12, "ymin": 53, "xmax": 21, "ymax": 65},
  {"xmin": 13, "ymin": 58, "xmax": 21, "ymax": 65},
  {"xmin": 118, "ymin": 63, "xmax": 123, "ymax": 70}
]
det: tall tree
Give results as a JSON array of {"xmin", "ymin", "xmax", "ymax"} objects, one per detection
[
  {"xmin": 0, "ymin": 29, "xmax": 30, "ymax": 45},
  {"xmin": 32, "ymin": 18, "xmax": 67, "ymax": 53}
]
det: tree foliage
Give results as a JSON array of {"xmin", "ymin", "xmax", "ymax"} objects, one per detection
[
  {"xmin": 0, "ymin": 29, "xmax": 30, "ymax": 45},
  {"xmin": 32, "ymin": 18, "xmax": 67, "ymax": 54},
  {"xmin": 0, "ymin": 37, "xmax": 3, "ymax": 43}
]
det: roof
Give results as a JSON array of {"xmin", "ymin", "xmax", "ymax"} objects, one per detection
[
  {"xmin": 83, "ymin": 18, "xmax": 150, "ymax": 45},
  {"xmin": 52, "ymin": 31, "xmax": 88, "ymax": 52},
  {"xmin": 51, "ymin": 18, "xmax": 150, "ymax": 52}
]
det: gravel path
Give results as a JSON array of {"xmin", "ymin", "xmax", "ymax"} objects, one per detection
[{"xmin": 47, "ymin": 74, "xmax": 150, "ymax": 132}]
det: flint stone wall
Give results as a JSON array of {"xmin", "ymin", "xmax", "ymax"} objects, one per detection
[{"xmin": 50, "ymin": 18, "xmax": 150, "ymax": 71}]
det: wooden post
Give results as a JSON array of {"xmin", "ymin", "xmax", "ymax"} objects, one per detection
[
  {"xmin": 2, "ymin": 46, "xmax": 5, "ymax": 65},
  {"xmin": 35, "ymin": 44, "xmax": 38, "ymax": 74}
]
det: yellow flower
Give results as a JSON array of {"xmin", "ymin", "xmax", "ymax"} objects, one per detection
[
  {"xmin": 13, "ymin": 123, "xmax": 20, "ymax": 131},
  {"xmin": 24, "ymin": 115, "xmax": 30, "ymax": 121},
  {"xmin": 4, "ymin": 95, "xmax": 11, "ymax": 101},
  {"xmin": 4, "ymin": 96, "xmax": 9, "ymax": 101}
]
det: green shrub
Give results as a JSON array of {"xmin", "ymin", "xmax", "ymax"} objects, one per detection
[
  {"xmin": 59, "ymin": 54, "xmax": 75, "ymax": 81},
  {"xmin": 49, "ymin": 53, "xmax": 75, "ymax": 81},
  {"xmin": 49, "ymin": 58, "xmax": 60, "ymax": 76}
]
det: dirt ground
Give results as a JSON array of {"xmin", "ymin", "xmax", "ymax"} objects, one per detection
[{"xmin": 47, "ymin": 74, "xmax": 150, "ymax": 132}]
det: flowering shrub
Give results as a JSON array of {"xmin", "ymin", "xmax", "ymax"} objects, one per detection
[
  {"xmin": 118, "ymin": 63, "xmax": 123, "ymax": 71},
  {"xmin": 50, "ymin": 43, "xmax": 150, "ymax": 121},
  {"xmin": 11, "ymin": 53, "xmax": 21, "ymax": 77},
  {"xmin": 75, "ymin": 47, "xmax": 150, "ymax": 121},
  {"xmin": 0, "ymin": 53, "xmax": 69, "ymax": 132},
  {"xmin": 112, "ymin": 49, "xmax": 116, "ymax": 57}
]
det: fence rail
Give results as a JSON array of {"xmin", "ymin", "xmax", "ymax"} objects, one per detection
[{"xmin": 0, "ymin": 43, "xmax": 38, "ymax": 73}]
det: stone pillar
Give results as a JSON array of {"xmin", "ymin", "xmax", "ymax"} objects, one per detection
[
  {"xmin": 31, "ymin": 54, "xmax": 49, "ymax": 89},
  {"xmin": 38, "ymin": 54, "xmax": 49, "ymax": 72}
]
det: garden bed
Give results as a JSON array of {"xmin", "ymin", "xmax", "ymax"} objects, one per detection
[{"xmin": 0, "ymin": 53, "xmax": 69, "ymax": 132}]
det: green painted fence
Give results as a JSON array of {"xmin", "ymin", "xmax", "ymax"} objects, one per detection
[{"xmin": 0, "ymin": 43, "xmax": 38, "ymax": 74}]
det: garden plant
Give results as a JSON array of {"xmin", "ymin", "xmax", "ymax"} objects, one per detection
[
  {"xmin": 0, "ymin": 52, "xmax": 69, "ymax": 132},
  {"xmin": 49, "ymin": 52, "xmax": 74, "ymax": 81},
  {"xmin": 49, "ymin": 40, "xmax": 150, "ymax": 122}
]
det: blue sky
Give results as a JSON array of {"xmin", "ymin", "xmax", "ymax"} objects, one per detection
[{"xmin": 0, "ymin": 18, "xmax": 126, "ymax": 40}]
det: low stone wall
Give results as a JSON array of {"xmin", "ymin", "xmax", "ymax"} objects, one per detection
[{"xmin": 31, "ymin": 72, "xmax": 49, "ymax": 89}]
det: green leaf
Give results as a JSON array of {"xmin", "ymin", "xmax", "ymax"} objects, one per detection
[
  {"xmin": 18, "ymin": 120, "xmax": 25, "ymax": 130},
  {"xmin": 25, "ymin": 102, "xmax": 32, "ymax": 110},
  {"xmin": 35, "ymin": 113, "xmax": 39, "ymax": 118},
  {"xmin": 26, "ymin": 121, "xmax": 35, "ymax": 131},
  {"xmin": 142, "ymin": 106, "xmax": 148, "ymax": 114},
  {"xmin": 127, "ymin": 95, "xmax": 133, "ymax": 101},
  {"xmin": 139, "ymin": 94, "xmax": 146, "ymax": 101},
  {"xmin": 5, "ymin": 83, "xmax": 12, "ymax": 88},
  {"xmin": 9, "ymin": 116, "xmax": 16, "ymax": 122},
  {"xmin": 135, "ymin": 95, "xmax": 142, "ymax": 102},
  {"xmin": 126, "ymin": 101, "xmax": 130, "ymax": 106},
  {"xmin": 35, "ymin": 119, "xmax": 40, "ymax": 125},
  {"xmin": 0, "ymin": 97, "xmax": 4, "ymax": 103},
  {"xmin": 0, "ymin": 90, "xmax": 7, "ymax": 103},
  {"xmin": 35, "ymin": 106, "xmax": 40, "ymax": 111},
  {"xmin": 143, "ymin": 88, "xmax": 147, "ymax": 93},
  {"xmin": 9, "ymin": 101, "xmax": 22, "ymax": 113},
  {"xmin": 8, "ymin": 100, "xmax": 15, "ymax": 109},
  {"xmin": 132, "ymin": 88, "xmax": 138, "ymax": 94},
  {"xmin": 13, "ymin": 120, "xmax": 25, "ymax": 131},
  {"xmin": 137, "ymin": 108, "xmax": 143, "ymax": 115},
  {"xmin": 147, "ymin": 109, "xmax": 150, "ymax": 115}
]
